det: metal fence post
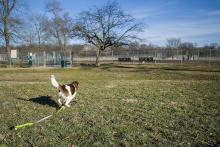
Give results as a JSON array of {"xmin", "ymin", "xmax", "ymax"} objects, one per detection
[{"xmin": 43, "ymin": 51, "xmax": 46, "ymax": 67}]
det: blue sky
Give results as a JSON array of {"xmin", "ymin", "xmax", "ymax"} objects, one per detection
[{"xmin": 27, "ymin": 0, "xmax": 220, "ymax": 46}]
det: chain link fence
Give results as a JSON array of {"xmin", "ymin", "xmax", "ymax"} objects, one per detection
[{"xmin": 0, "ymin": 47, "xmax": 220, "ymax": 67}]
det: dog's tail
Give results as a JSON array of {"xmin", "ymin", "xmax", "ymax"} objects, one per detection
[{"xmin": 51, "ymin": 75, "xmax": 59, "ymax": 88}]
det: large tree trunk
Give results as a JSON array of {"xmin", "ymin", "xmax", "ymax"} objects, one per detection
[
  {"xmin": 95, "ymin": 49, "xmax": 102, "ymax": 67},
  {"xmin": 4, "ymin": 17, "xmax": 12, "ymax": 67},
  {"xmin": 1, "ymin": 0, "xmax": 17, "ymax": 67},
  {"xmin": 6, "ymin": 43, "xmax": 11, "ymax": 67},
  {"xmin": 58, "ymin": 39, "xmax": 65, "ymax": 68}
]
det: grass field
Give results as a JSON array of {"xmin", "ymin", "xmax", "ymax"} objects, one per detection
[{"xmin": 0, "ymin": 63, "xmax": 220, "ymax": 146}]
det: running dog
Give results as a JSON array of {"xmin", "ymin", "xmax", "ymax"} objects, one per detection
[{"xmin": 51, "ymin": 75, "xmax": 79, "ymax": 107}]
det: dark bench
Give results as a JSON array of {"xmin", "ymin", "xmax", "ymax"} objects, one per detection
[
  {"xmin": 118, "ymin": 57, "xmax": 131, "ymax": 62},
  {"xmin": 139, "ymin": 57, "xmax": 154, "ymax": 62}
]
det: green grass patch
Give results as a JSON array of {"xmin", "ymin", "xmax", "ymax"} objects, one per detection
[{"xmin": 0, "ymin": 63, "xmax": 220, "ymax": 146}]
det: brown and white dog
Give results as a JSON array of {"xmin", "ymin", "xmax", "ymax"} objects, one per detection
[{"xmin": 51, "ymin": 75, "xmax": 79, "ymax": 107}]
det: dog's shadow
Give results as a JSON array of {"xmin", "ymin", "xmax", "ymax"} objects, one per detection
[{"xmin": 17, "ymin": 96, "xmax": 59, "ymax": 108}]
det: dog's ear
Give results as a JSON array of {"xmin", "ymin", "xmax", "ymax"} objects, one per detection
[{"xmin": 72, "ymin": 81, "xmax": 79, "ymax": 89}]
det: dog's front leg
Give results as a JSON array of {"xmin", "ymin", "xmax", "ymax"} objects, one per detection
[
  {"xmin": 58, "ymin": 98, "xmax": 62, "ymax": 105},
  {"xmin": 64, "ymin": 96, "xmax": 71, "ymax": 107},
  {"xmin": 65, "ymin": 94, "xmax": 76, "ymax": 107}
]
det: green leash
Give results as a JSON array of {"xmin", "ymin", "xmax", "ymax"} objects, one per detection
[
  {"xmin": 14, "ymin": 123, "xmax": 34, "ymax": 130},
  {"xmin": 13, "ymin": 106, "xmax": 65, "ymax": 130}
]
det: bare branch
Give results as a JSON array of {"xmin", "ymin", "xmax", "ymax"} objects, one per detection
[{"xmin": 73, "ymin": 1, "xmax": 142, "ymax": 66}]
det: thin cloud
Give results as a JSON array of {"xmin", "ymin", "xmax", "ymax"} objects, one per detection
[
  {"xmin": 207, "ymin": 10, "xmax": 220, "ymax": 16},
  {"xmin": 140, "ymin": 18, "xmax": 220, "ymax": 46},
  {"xmin": 129, "ymin": 8, "xmax": 159, "ymax": 19},
  {"xmin": 129, "ymin": 0, "xmax": 179, "ymax": 20}
]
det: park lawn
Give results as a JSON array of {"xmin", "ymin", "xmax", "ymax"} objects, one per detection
[{"xmin": 0, "ymin": 63, "xmax": 220, "ymax": 146}]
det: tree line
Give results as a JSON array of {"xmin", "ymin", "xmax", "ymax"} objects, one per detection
[
  {"xmin": 0, "ymin": 0, "xmax": 141, "ymax": 66},
  {"xmin": 0, "ymin": 0, "xmax": 219, "ymax": 67}
]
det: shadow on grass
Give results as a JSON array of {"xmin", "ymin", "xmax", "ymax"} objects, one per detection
[
  {"xmin": 100, "ymin": 64, "xmax": 136, "ymax": 69},
  {"xmin": 80, "ymin": 63, "xmax": 96, "ymax": 67},
  {"xmin": 100, "ymin": 64, "xmax": 152, "ymax": 73},
  {"xmin": 161, "ymin": 67, "xmax": 220, "ymax": 72},
  {"xmin": 17, "ymin": 96, "xmax": 59, "ymax": 108},
  {"xmin": 99, "ymin": 63, "xmax": 220, "ymax": 72}
]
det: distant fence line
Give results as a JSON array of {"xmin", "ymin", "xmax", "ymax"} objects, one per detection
[
  {"xmin": 0, "ymin": 54, "xmax": 7, "ymax": 61},
  {"xmin": 0, "ymin": 48, "xmax": 220, "ymax": 67}
]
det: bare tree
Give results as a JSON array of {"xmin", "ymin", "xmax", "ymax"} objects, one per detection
[
  {"xmin": 208, "ymin": 43, "xmax": 219, "ymax": 64},
  {"xmin": 0, "ymin": 0, "xmax": 17, "ymax": 66},
  {"xmin": 45, "ymin": 0, "xmax": 73, "ymax": 63},
  {"xmin": 28, "ymin": 14, "xmax": 49, "ymax": 65},
  {"xmin": 73, "ymin": 1, "xmax": 142, "ymax": 66},
  {"xmin": 22, "ymin": 27, "xmax": 35, "ymax": 46},
  {"xmin": 129, "ymin": 41, "xmax": 140, "ymax": 61},
  {"xmin": 30, "ymin": 14, "xmax": 48, "ymax": 49},
  {"xmin": 179, "ymin": 42, "xmax": 194, "ymax": 61},
  {"xmin": 167, "ymin": 38, "xmax": 181, "ymax": 60}
]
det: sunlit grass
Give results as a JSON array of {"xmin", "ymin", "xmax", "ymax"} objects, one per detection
[{"xmin": 0, "ymin": 63, "xmax": 219, "ymax": 146}]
